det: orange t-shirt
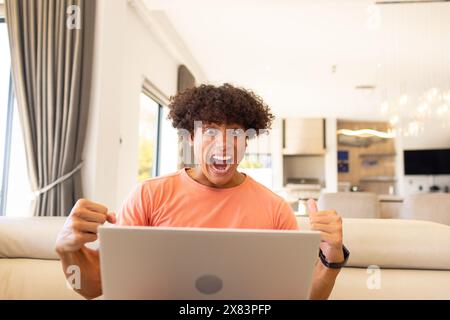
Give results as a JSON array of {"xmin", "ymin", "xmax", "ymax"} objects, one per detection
[{"xmin": 117, "ymin": 168, "xmax": 298, "ymax": 230}]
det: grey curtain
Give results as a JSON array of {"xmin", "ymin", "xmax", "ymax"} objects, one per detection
[
  {"xmin": 5, "ymin": 0, "xmax": 96, "ymax": 216},
  {"xmin": 177, "ymin": 65, "xmax": 195, "ymax": 93}
]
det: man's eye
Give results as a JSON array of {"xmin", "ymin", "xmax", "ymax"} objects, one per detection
[
  {"xmin": 204, "ymin": 128, "xmax": 219, "ymax": 136},
  {"xmin": 229, "ymin": 129, "xmax": 244, "ymax": 137}
]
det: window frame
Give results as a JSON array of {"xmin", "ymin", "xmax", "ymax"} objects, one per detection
[
  {"xmin": 0, "ymin": 17, "xmax": 15, "ymax": 216},
  {"xmin": 140, "ymin": 80, "xmax": 169, "ymax": 178},
  {"xmin": 155, "ymin": 102, "xmax": 163, "ymax": 176}
]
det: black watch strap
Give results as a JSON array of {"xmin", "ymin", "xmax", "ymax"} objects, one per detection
[{"xmin": 319, "ymin": 245, "xmax": 350, "ymax": 269}]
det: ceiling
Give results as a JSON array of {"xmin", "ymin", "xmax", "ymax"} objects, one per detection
[{"xmin": 143, "ymin": 0, "xmax": 450, "ymax": 120}]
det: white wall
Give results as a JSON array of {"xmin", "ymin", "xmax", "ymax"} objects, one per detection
[
  {"xmin": 401, "ymin": 119, "xmax": 450, "ymax": 150},
  {"xmin": 82, "ymin": 0, "xmax": 125, "ymax": 212},
  {"xmin": 82, "ymin": 0, "xmax": 206, "ymax": 211}
]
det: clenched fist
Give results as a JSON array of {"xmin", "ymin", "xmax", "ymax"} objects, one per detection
[{"xmin": 55, "ymin": 199, "xmax": 116, "ymax": 254}]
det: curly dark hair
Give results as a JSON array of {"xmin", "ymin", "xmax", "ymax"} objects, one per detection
[{"xmin": 167, "ymin": 83, "xmax": 274, "ymax": 136}]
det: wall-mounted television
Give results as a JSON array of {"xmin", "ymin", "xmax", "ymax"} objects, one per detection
[{"xmin": 404, "ymin": 149, "xmax": 450, "ymax": 175}]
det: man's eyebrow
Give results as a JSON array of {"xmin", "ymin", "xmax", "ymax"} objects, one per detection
[
  {"xmin": 200, "ymin": 123, "xmax": 244, "ymax": 130},
  {"xmin": 202, "ymin": 123, "xmax": 222, "ymax": 128}
]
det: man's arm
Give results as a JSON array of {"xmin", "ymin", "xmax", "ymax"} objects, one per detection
[
  {"xmin": 307, "ymin": 199, "xmax": 345, "ymax": 300},
  {"xmin": 56, "ymin": 246, "xmax": 102, "ymax": 299},
  {"xmin": 309, "ymin": 260, "xmax": 341, "ymax": 300},
  {"xmin": 55, "ymin": 199, "xmax": 116, "ymax": 299}
]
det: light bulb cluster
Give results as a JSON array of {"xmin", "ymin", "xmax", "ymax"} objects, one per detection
[{"xmin": 380, "ymin": 88, "xmax": 450, "ymax": 137}]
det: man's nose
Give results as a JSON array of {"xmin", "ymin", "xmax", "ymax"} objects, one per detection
[
  {"xmin": 213, "ymin": 131, "xmax": 233, "ymax": 151},
  {"xmin": 214, "ymin": 130, "xmax": 227, "ymax": 144}
]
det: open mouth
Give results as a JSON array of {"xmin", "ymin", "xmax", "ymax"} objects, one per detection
[{"xmin": 208, "ymin": 154, "xmax": 233, "ymax": 174}]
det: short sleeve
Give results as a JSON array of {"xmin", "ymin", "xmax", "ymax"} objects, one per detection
[
  {"xmin": 275, "ymin": 199, "xmax": 299, "ymax": 230},
  {"xmin": 116, "ymin": 182, "xmax": 152, "ymax": 226}
]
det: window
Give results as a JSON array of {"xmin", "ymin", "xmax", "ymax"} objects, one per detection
[
  {"xmin": 137, "ymin": 84, "xmax": 182, "ymax": 181},
  {"xmin": 0, "ymin": 17, "xmax": 12, "ymax": 216},
  {"xmin": 137, "ymin": 91, "xmax": 163, "ymax": 181},
  {"xmin": 0, "ymin": 17, "xmax": 31, "ymax": 217},
  {"xmin": 158, "ymin": 106, "xmax": 180, "ymax": 176}
]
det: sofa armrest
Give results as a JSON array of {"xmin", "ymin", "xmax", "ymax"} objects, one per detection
[{"xmin": 297, "ymin": 217, "xmax": 450, "ymax": 270}]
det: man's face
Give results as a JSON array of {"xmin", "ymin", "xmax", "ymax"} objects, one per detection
[{"xmin": 192, "ymin": 122, "xmax": 247, "ymax": 186}]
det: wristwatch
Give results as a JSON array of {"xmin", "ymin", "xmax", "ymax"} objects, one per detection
[{"xmin": 319, "ymin": 245, "xmax": 350, "ymax": 269}]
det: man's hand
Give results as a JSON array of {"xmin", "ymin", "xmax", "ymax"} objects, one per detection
[
  {"xmin": 55, "ymin": 199, "xmax": 116, "ymax": 254},
  {"xmin": 307, "ymin": 199, "xmax": 344, "ymax": 264}
]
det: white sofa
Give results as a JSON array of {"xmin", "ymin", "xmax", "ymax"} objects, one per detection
[
  {"xmin": 1, "ymin": 216, "xmax": 449, "ymax": 300},
  {"xmin": 297, "ymin": 217, "xmax": 450, "ymax": 299},
  {"xmin": 0, "ymin": 218, "xmax": 82, "ymax": 299}
]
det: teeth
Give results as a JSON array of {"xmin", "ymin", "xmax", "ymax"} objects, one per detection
[{"xmin": 212, "ymin": 155, "xmax": 232, "ymax": 161}]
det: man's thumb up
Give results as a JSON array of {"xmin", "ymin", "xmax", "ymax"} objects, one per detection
[{"xmin": 307, "ymin": 198, "xmax": 319, "ymax": 215}]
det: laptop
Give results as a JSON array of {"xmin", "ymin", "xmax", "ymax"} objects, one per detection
[{"xmin": 98, "ymin": 226, "xmax": 321, "ymax": 300}]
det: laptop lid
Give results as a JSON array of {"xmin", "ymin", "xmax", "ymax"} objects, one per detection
[{"xmin": 99, "ymin": 226, "xmax": 320, "ymax": 300}]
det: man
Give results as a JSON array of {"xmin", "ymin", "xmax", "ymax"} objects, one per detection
[{"xmin": 55, "ymin": 83, "xmax": 345, "ymax": 300}]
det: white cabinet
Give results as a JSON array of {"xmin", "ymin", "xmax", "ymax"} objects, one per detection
[{"xmin": 283, "ymin": 118, "xmax": 326, "ymax": 155}]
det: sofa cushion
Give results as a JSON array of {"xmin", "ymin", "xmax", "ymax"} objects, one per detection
[
  {"xmin": 0, "ymin": 258, "xmax": 82, "ymax": 299},
  {"xmin": 0, "ymin": 217, "xmax": 66, "ymax": 260},
  {"xmin": 297, "ymin": 217, "xmax": 450, "ymax": 270},
  {"xmin": 331, "ymin": 267, "xmax": 450, "ymax": 300}
]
